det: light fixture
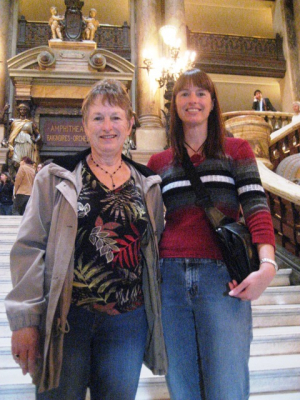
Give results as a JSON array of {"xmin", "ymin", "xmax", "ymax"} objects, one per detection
[
  {"xmin": 142, "ymin": 25, "xmax": 196, "ymax": 89},
  {"xmin": 141, "ymin": 25, "xmax": 196, "ymax": 147}
]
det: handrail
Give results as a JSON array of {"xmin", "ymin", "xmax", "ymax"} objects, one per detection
[
  {"xmin": 223, "ymin": 112, "xmax": 300, "ymax": 257},
  {"xmin": 223, "ymin": 111, "xmax": 293, "ymax": 132},
  {"xmin": 258, "ymin": 161, "xmax": 300, "ymax": 206}
]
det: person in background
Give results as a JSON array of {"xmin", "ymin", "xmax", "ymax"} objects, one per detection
[
  {"xmin": 148, "ymin": 69, "xmax": 277, "ymax": 400},
  {"xmin": 12, "ymin": 156, "xmax": 35, "ymax": 215},
  {"xmin": 5, "ymin": 79, "xmax": 167, "ymax": 400},
  {"xmin": 252, "ymin": 89, "xmax": 276, "ymax": 111},
  {"xmin": 292, "ymin": 101, "xmax": 300, "ymax": 123},
  {"xmin": 0, "ymin": 172, "xmax": 14, "ymax": 215},
  {"xmin": 36, "ymin": 163, "xmax": 44, "ymax": 173}
]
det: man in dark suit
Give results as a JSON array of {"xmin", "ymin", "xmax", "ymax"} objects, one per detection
[{"xmin": 252, "ymin": 89, "xmax": 276, "ymax": 111}]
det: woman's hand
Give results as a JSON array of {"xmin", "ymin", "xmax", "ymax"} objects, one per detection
[
  {"xmin": 228, "ymin": 262, "xmax": 276, "ymax": 301},
  {"xmin": 11, "ymin": 327, "xmax": 41, "ymax": 375}
]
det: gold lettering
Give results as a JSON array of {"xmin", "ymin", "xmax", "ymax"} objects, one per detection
[{"xmin": 47, "ymin": 135, "xmax": 71, "ymax": 142}]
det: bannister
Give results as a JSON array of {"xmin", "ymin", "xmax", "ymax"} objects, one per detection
[
  {"xmin": 269, "ymin": 121, "xmax": 300, "ymax": 170},
  {"xmin": 258, "ymin": 162, "xmax": 300, "ymax": 257},
  {"xmin": 223, "ymin": 111, "xmax": 293, "ymax": 132},
  {"xmin": 224, "ymin": 113, "xmax": 300, "ymax": 257}
]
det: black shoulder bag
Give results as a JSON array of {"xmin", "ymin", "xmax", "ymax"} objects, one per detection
[{"xmin": 181, "ymin": 149, "xmax": 259, "ymax": 283}]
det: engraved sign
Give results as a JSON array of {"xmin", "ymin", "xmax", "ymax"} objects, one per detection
[{"xmin": 40, "ymin": 115, "xmax": 88, "ymax": 147}]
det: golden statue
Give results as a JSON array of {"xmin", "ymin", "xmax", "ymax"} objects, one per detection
[
  {"xmin": 82, "ymin": 8, "xmax": 99, "ymax": 41},
  {"xmin": 8, "ymin": 104, "xmax": 41, "ymax": 175},
  {"xmin": 49, "ymin": 6, "xmax": 64, "ymax": 40}
]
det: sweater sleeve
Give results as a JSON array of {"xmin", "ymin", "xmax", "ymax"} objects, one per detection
[{"xmin": 228, "ymin": 139, "xmax": 275, "ymax": 247}]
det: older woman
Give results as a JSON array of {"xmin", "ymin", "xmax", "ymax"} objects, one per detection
[
  {"xmin": 5, "ymin": 79, "xmax": 167, "ymax": 400},
  {"xmin": 148, "ymin": 69, "xmax": 276, "ymax": 400}
]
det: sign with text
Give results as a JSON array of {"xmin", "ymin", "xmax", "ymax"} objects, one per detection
[{"xmin": 40, "ymin": 115, "xmax": 88, "ymax": 147}]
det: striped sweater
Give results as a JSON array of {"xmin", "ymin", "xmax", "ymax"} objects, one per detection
[{"xmin": 147, "ymin": 137, "xmax": 275, "ymax": 259}]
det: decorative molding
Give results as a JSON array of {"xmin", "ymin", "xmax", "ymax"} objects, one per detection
[
  {"xmin": 17, "ymin": 18, "xmax": 131, "ymax": 61},
  {"xmin": 188, "ymin": 31, "xmax": 286, "ymax": 78},
  {"xmin": 17, "ymin": 18, "xmax": 286, "ymax": 78}
]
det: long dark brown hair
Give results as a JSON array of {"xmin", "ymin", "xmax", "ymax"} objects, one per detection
[{"xmin": 170, "ymin": 68, "xmax": 226, "ymax": 163}]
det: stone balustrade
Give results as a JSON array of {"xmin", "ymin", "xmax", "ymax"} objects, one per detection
[{"xmin": 223, "ymin": 111, "xmax": 293, "ymax": 132}]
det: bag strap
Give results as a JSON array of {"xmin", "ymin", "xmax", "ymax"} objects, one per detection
[{"xmin": 181, "ymin": 148, "xmax": 233, "ymax": 229}]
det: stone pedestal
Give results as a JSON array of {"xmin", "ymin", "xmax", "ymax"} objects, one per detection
[
  {"xmin": 225, "ymin": 115, "xmax": 273, "ymax": 169},
  {"xmin": 135, "ymin": 126, "xmax": 167, "ymax": 151},
  {"xmin": 131, "ymin": 126, "xmax": 167, "ymax": 165}
]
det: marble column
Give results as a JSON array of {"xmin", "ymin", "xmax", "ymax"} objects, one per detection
[
  {"xmin": 0, "ymin": 0, "xmax": 10, "ymax": 112},
  {"xmin": 164, "ymin": 0, "xmax": 187, "ymax": 53},
  {"xmin": 132, "ymin": 0, "xmax": 167, "ymax": 161},
  {"xmin": 135, "ymin": 0, "xmax": 162, "ymax": 128},
  {"xmin": 280, "ymin": 0, "xmax": 300, "ymax": 101},
  {"xmin": 294, "ymin": 0, "xmax": 300, "ymax": 85}
]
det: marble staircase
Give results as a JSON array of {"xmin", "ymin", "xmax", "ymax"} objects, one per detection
[{"xmin": 0, "ymin": 216, "xmax": 300, "ymax": 400}]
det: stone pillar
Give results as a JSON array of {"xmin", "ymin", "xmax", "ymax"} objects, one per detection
[
  {"xmin": 164, "ymin": 0, "xmax": 187, "ymax": 53},
  {"xmin": 132, "ymin": 0, "xmax": 167, "ymax": 162},
  {"xmin": 0, "ymin": 0, "xmax": 10, "ymax": 112},
  {"xmin": 294, "ymin": 0, "xmax": 300, "ymax": 81},
  {"xmin": 280, "ymin": 0, "xmax": 300, "ymax": 100},
  {"xmin": 135, "ymin": 0, "xmax": 162, "ymax": 128}
]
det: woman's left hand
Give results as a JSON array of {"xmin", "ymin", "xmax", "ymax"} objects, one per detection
[{"xmin": 228, "ymin": 262, "xmax": 276, "ymax": 301}]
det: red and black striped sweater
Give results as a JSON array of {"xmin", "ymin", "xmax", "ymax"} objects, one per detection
[{"xmin": 148, "ymin": 137, "xmax": 275, "ymax": 260}]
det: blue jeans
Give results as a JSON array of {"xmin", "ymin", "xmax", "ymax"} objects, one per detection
[
  {"xmin": 0, "ymin": 203, "xmax": 13, "ymax": 215},
  {"xmin": 160, "ymin": 258, "xmax": 252, "ymax": 400},
  {"xmin": 37, "ymin": 304, "xmax": 147, "ymax": 400}
]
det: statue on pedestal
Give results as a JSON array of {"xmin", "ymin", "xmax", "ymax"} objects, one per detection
[
  {"xmin": 7, "ymin": 103, "xmax": 41, "ymax": 177},
  {"xmin": 82, "ymin": 8, "xmax": 99, "ymax": 41},
  {"xmin": 49, "ymin": 6, "xmax": 64, "ymax": 40}
]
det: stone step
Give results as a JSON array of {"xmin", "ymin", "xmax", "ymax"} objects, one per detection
[
  {"xmin": 251, "ymin": 326, "xmax": 300, "ymax": 356},
  {"xmin": 249, "ymin": 354, "xmax": 300, "ymax": 393},
  {"xmin": 270, "ymin": 268, "xmax": 292, "ymax": 287},
  {"xmin": 0, "ymin": 384, "xmax": 299, "ymax": 400},
  {"xmin": 252, "ymin": 304, "xmax": 300, "ymax": 327},
  {"xmin": 0, "ymin": 282, "xmax": 12, "ymax": 294},
  {"xmin": 2, "ymin": 324, "xmax": 299, "ymax": 357},
  {"xmin": 1, "ymin": 326, "xmax": 299, "ymax": 361},
  {"xmin": 1, "ymin": 298, "xmax": 299, "ymax": 329},
  {"xmin": 253, "ymin": 286, "xmax": 300, "ymax": 305},
  {"xmin": 250, "ymin": 392, "xmax": 300, "ymax": 399},
  {"xmin": 1, "ymin": 355, "xmax": 300, "ymax": 399}
]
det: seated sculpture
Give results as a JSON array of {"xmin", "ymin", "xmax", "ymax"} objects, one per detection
[
  {"xmin": 82, "ymin": 8, "xmax": 99, "ymax": 41},
  {"xmin": 49, "ymin": 6, "xmax": 64, "ymax": 40}
]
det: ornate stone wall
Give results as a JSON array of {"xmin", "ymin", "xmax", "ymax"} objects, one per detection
[
  {"xmin": 17, "ymin": 17, "xmax": 131, "ymax": 61},
  {"xmin": 189, "ymin": 31, "xmax": 286, "ymax": 78}
]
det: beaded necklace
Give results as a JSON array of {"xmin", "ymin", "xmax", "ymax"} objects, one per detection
[{"xmin": 90, "ymin": 155, "xmax": 123, "ymax": 189}]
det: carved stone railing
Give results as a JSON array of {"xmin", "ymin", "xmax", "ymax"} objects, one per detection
[
  {"xmin": 269, "ymin": 121, "xmax": 300, "ymax": 170},
  {"xmin": 16, "ymin": 18, "xmax": 286, "ymax": 78},
  {"xmin": 223, "ymin": 112, "xmax": 300, "ymax": 257},
  {"xmin": 17, "ymin": 16, "xmax": 131, "ymax": 60},
  {"xmin": 189, "ymin": 32, "xmax": 286, "ymax": 78},
  {"xmin": 223, "ymin": 111, "xmax": 293, "ymax": 133},
  {"xmin": 259, "ymin": 122, "xmax": 300, "ymax": 257},
  {"xmin": 259, "ymin": 161, "xmax": 300, "ymax": 257}
]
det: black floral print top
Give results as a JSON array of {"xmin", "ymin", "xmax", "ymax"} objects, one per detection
[{"xmin": 72, "ymin": 159, "xmax": 149, "ymax": 314}]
